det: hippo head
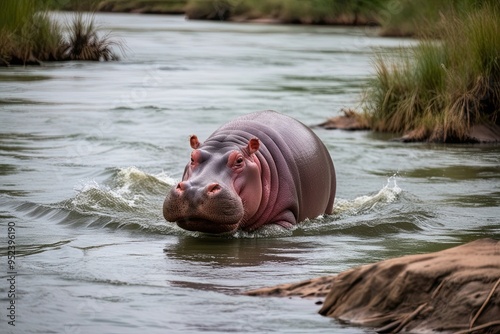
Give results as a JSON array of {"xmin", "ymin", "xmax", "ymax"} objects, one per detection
[{"xmin": 163, "ymin": 135, "xmax": 262, "ymax": 234}]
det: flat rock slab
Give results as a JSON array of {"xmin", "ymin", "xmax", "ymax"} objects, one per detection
[{"xmin": 245, "ymin": 238, "xmax": 500, "ymax": 333}]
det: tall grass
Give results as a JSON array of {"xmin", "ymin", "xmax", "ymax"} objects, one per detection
[
  {"xmin": 1, "ymin": 0, "xmax": 43, "ymax": 64},
  {"xmin": 0, "ymin": 0, "xmax": 38, "ymax": 32},
  {"xmin": 0, "ymin": 0, "xmax": 122, "ymax": 66},
  {"xmin": 363, "ymin": 3, "xmax": 500, "ymax": 142}
]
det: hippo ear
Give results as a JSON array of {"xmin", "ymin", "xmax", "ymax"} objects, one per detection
[
  {"xmin": 190, "ymin": 135, "xmax": 200, "ymax": 149},
  {"xmin": 247, "ymin": 138, "xmax": 260, "ymax": 155}
]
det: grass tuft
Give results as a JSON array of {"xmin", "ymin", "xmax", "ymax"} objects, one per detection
[{"xmin": 63, "ymin": 13, "xmax": 122, "ymax": 61}]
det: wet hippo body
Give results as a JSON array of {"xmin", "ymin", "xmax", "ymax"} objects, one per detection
[{"xmin": 163, "ymin": 110, "xmax": 336, "ymax": 234}]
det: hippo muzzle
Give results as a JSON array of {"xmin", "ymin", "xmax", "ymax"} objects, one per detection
[{"xmin": 163, "ymin": 178, "xmax": 245, "ymax": 234}]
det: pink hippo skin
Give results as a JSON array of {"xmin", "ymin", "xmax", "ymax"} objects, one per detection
[{"xmin": 163, "ymin": 110, "xmax": 336, "ymax": 234}]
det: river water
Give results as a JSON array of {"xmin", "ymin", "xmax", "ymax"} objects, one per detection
[{"xmin": 0, "ymin": 13, "xmax": 499, "ymax": 334}]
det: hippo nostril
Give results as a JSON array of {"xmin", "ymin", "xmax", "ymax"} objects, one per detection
[
  {"xmin": 206, "ymin": 183, "xmax": 221, "ymax": 194},
  {"xmin": 176, "ymin": 182, "xmax": 187, "ymax": 192}
]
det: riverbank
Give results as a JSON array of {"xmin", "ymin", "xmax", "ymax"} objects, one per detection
[
  {"xmin": 57, "ymin": 0, "xmax": 187, "ymax": 14},
  {"xmin": 359, "ymin": 2, "xmax": 500, "ymax": 143},
  {"xmin": 318, "ymin": 1, "xmax": 500, "ymax": 144},
  {"xmin": 54, "ymin": 0, "xmax": 488, "ymax": 37},
  {"xmin": 183, "ymin": 0, "xmax": 381, "ymax": 27},
  {"xmin": 246, "ymin": 238, "xmax": 500, "ymax": 333}
]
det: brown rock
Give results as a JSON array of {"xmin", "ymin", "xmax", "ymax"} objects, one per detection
[
  {"xmin": 245, "ymin": 275, "xmax": 334, "ymax": 299},
  {"xmin": 317, "ymin": 109, "xmax": 370, "ymax": 131},
  {"xmin": 396, "ymin": 124, "xmax": 500, "ymax": 143},
  {"xmin": 245, "ymin": 239, "xmax": 500, "ymax": 333},
  {"xmin": 469, "ymin": 124, "xmax": 500, "ymax": 143}
]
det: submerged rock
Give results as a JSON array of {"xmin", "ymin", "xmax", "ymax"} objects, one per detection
[{"xmin": 245, "ymin": 238, "xmax": 500, "ymax": 333}]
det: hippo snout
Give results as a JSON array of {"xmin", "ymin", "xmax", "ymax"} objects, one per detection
[
  {"xmin": 174, "ymin": 181, "xmax": 222, "ymax": 197},
  {"xmin": 163, "ymin": 180, "xmax": 245, "ymax": 234}
]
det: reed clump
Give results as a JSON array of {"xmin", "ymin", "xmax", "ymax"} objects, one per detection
[
  {"xmin": 63, "ymin": 13, "xmax": 121, "ymax": 61},
  {"xmin": 363, "ymin": 3, "xmax": 500, "ymax": 142},
  {"xmin": 0, "ymin": 0, "xmax": 122, "ymax": 66}
]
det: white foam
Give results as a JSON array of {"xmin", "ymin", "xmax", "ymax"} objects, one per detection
[
  {"xmin": 152, "ymin": 170, "xmax": 177, "ymax": 186},
  {"xmin": 71, "ymin": 180, "xmax": 138, "ymax": 212},
  {"xmin": 70, "ymin": 166, "xmax": 174, "ymax": 213},
  {"xmin": 116, "ymin": 166, "xmax": 176, "ymax": 188},
  {"xmin": 335, "ymin": 175, "xmax": 402, "ymax": 216}
]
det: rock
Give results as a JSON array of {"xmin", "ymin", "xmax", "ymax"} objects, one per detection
[
  {"xmin": 395, "ymin": 124, "xmax": 500, "ymax": 143},
  {"xmin": 245, "ymin": 275, "xmax": 334, "ymax": 299},
  {"xmin": 316, "ymin": 109, "xmax": 370, "ymax": 131},
  {"xmin": 469, "ymin": 124, "xmax": 500, "ymax": 143},
  {"xmin": 245, "ymin": 239, "xmax": 500, "ymax": 333},
  {"xmin": 319, "ymin": 110, "xmax": 500, "ymax": 143}
]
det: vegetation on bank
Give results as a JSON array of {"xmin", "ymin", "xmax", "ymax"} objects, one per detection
[
  {"xmin": 0, "ymin": 0, "xmax": 122, "ymax": 66},
  {"xmin": 184, "ymin": 0, "xmax": 382, "ymax": 25},
  {"xmin": 55, "ymin": 0, "xmax": 187, "ymax": 14},
  {"xmin": 183, "ymin": 0, "xmax": 498, "ymax": 37},
  {"xmin": 362, "ymin": 3, "xmax": 500, "ymax": 142},
  {"xmin": 54, "ymin": 0, "xmax": 491, "ymax": 37}
]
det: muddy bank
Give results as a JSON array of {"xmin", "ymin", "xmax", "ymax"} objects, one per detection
[{"xmin": 245, "ymin": 239, "xmax": 500, "ymax": 333}]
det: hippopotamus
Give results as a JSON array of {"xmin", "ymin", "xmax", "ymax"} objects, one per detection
[{"xmin": 163, "ymin": 110, "xmax": 336, "ymax": 234}]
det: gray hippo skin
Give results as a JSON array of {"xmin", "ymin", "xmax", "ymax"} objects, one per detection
[{"xmin": 163, "ymin": 110, "xmax": 336, "ymax": 234}]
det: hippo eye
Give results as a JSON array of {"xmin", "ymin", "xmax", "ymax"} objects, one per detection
[
  {"xmin": 227, "ymin": 151, "xmax": 245, "ymax": 169},
  {"xmin": 190, "ymin": 152, "xmax": 197, "ymax": 166}
]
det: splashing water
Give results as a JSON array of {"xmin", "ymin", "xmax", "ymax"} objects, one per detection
[
  {"xmin": 68, "ymin": 167, "xmax": 174, "ymax": 211},
  {"xmin": 334, "ymin": 175, "xmax": 402, "ymax": 217},
  {"xmin": 58, "ymin": 168, "xmax": 404, "ymax": 238},
  {"xmin": 57, "ymin": 167, "xmax": 177, "ymax": 233},
  {"xmin": 294, "ymin": 175, "xmax": 407, "ymax": 236}
]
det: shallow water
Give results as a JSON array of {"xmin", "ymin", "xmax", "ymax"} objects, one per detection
[{"xmin": 0, "ymin": 13, "xmax": 499, "ymax": 334}]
